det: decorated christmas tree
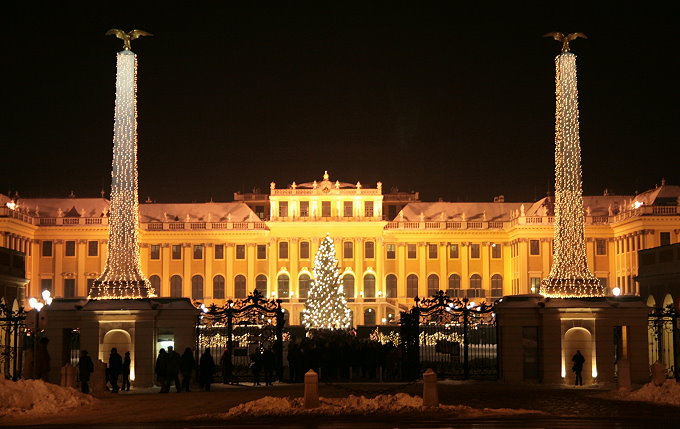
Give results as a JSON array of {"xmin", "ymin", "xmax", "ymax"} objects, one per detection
[{"xmin": 302, "ymin": 235, "xmax": 352, "ymax": 329}]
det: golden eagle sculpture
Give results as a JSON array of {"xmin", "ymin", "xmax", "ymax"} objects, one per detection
[
  {"xmin": 544, "ymin": 32, "xmax": 587, "ymax": 53},
  {"xmin": 106, "ymin": 29, "xmax": 153, "ymax": 50}
]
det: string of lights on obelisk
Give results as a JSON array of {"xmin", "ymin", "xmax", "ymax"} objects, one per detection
[
  {"xmin": 90, "ymin": 30, "xmax": 155, "ymax": 299},
  {"xmin": 540, "ymin": 33, "xmax": 605, "ymax": 298}
]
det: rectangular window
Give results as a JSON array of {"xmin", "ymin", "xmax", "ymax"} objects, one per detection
[
  {"xmin": 529, "ymin": 240, "xmax": 540, "ymax": 255},
  {"xmin": 299, "ymin": 201, "xmax": 309, "ymax": 217},
  {"xmin": 171, "ymin": 244, "xmax": 182, "ymax": 260},
  {"xmin": 300, "ymin": 241, "xmax": 310, "ymax": 259},
  {"xmin": 257, "ymin": 244, "xmax": 267, "ymax": 259},
  {"xmin": 87, "ymin": 240, "xmax": 98, "ymax": 257},
  {"xmin": 65, "ymin": 240, "xmax": 76, "ymax": 257},
  {"xmin": 660, "ymin": 231, "xmax": 671, "ymax": 246},
  {"xmin": 470, "ymin": 243, "xmax": 480, "ymax": 259},
  {"xmin": 279, "ymin": 201, "xmax": 288, "ymax": 218},
  {"xmin": 214, "ymin": 244, "xmax": 224, "ymax": 259},
  {"xmin": 386, "ymin": 244, "xmax": 396, "ymax": 259},
  {"xmin": 449, "ymin": 244, "xmax": 459, "ymax": 259},
  {"xmin": 150, "ymin": 245, "xmax": 161, "ymax": 260},
  {"xmin": 491, "ymin": 243, "xmax": 501, "ymax": 258},
  {"xmin": 42, "ymin": 241, "xmax": 53, "ymax": 257},
  {"xmin": 530, "ymin": 277, "xmax": 541, "ymax": 293},
  {"xmin": 193, "ymin": 245, "xmax": 204, "ymax": 259},
  {"xmin": 279, "ymin": 241, "xmax": 288, "ymax": 259},
  {"xmin": 40, "ymin": 278, "xmax": 53, "ymax": 293},
  {"xmin": 343, "ymin": 201, "xmax": 353, "ymax": 217},
  {"xmin": 64, "ymin": 279, "xmax": 76, "ymax": 298},
  {"xmin": 428, "ymin": 244, "xmax": 438, "ymax": 259},
  {"xmin": 343, "ymin": 241, "xmax": 353, "ymax": 259},
  {"xmin": 407, "ymin": 244, "xmax": 417, "ymax": 259},
  {"xmin": 596, "ymin": 239, "xmax": 607, "ymax": 255},
  {"xmin": 236, "ymin": 245, "xmax": 246, "ymax": 259},
  {"xmin": 255, "ymin": 205, "xmax": 265, "ymax": 220},
  {"xmin": 364, "ymin": 201, "xmax": 374, "ymax": 217},
  {"xmin": 321, "ymin": 201, "xmax": 331, "ymax": 217},
  {"xmin": 364, "ymin": 241, "xmax": 375, "ymax": 259}
]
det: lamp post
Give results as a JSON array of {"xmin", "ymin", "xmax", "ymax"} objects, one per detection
[{"xmin": 27, "ymin": 290, "xmax": 52, "ymax": 379}]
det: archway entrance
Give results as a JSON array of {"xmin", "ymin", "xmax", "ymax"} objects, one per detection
[
  {"xmin": 101, "ymin": 329, "xmax": 133, "ymax": 381},
  {"xmin": 563, "ymin": 327, "xmax": 593, "ymax": 385}
]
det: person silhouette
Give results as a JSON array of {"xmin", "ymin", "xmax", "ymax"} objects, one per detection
[{"xmin": 572, "ymin": 350, "xmax": 585, "ymax": 386}]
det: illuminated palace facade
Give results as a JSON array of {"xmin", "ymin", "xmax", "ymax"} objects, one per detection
[{"xmin": 1, "ymin": 173, "xmax": 679, "ymax": 325}]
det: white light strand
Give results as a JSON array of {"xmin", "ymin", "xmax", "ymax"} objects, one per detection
[
  {"xmin": 90, "ymin": 50, "xmax": 154, "ymax": 299},
  {"xmin": 302, "ymin": 235, "xmax": 352, "ymax": 329},
  {"xmin": 541, "ymin": 53, "xmax": 604, "ymax": 298}
]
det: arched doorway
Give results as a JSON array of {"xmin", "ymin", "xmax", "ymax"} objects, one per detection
[
  {"xmin": 101, "ymin": 329, "xmax": 133, "ymax": 381},
  {"xmin": 563, "ymin": 327, "xmax": 593, "ymax": 385}
]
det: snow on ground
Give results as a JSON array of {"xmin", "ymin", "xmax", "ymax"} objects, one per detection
[
  {"xmin": 616, "ymin": 379, "xmax": 680, "ymax": 406},
  {"xmin": 192, "ymin": 393, "xmax": 545, "ymax": 419},
  {"xmin": 0, "ymin": 377, "xmax": 96, "ymax": 417}
]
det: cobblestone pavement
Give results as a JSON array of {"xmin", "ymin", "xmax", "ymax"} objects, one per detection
[{"xmin": 4, "ymin": 381, "xmax": 679, "ymax": 428}]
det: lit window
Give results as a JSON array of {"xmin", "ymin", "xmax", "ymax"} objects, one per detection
[
  {"xmin": 363, "ymin": 274, "xmax": 375, "ymax": 297},
  {"xmin": 279, "ymin": 201, "xmax": 288, "ymax": 218},
  {"xmin": 322, "ymin": 201, "xmax": 331, "ymax": 217},
  {"xmin": 299, "ymin": 201, "xmax": 309, "ymax": 217},
  {"xmin": 386, "ymin": 244, "xmax": 396, "ymax": 259},
  {"xmin": 364, "ymin": 201, "xmax": 374, "ymax": 217},
  {"xmin": 343, "ymin": 201, "xmax": 352, "ymax": 217},
  {"xmin": 278, "ymin": 274, "xmax": 290, "ymax": 298},
  {"xmin": 449, "ymin": 244, "xmax": 459, "ymax": 259}
]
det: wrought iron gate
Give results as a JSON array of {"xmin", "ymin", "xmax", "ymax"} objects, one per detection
[
  {"xmin": 196, "ymin": 289, "xmax": 285, "ymax": 383},
  {"xmin": 649, "ymin": 305, "xmax": 679, "ymax": 380},
  {"xmin": 400, "ymin": 291, "xmax": 497, "ymax": 380},
  {"xmin": 0, "ymin": 300, "xmax": 26, "ymax": 380}
]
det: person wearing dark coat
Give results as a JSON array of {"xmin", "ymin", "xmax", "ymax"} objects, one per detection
[
  {"xmin": 180, "ymin": 347, "xmax": 195, "ymax": 392},
  {"xmin": 108, "ymin": 348, "xmax": 123, "ymax": 393},
  {"xmin": 34, "ymin": 337, "xmax": 51, "ymax": 381},
  {"xmin": 572, "ymin": 350, "xmax": 586, "ymax": 386},
  {"xmin": 122, "ymin": 351, "xmax": 131, "ymax": 391},
  {"xmin": 166, "ymin": 346, "xmax": 182, "ymax": 392},
  {"xmin": 262, "ymin": 347, "xmax": 275, "ymax": 386},
  {"xmin": 199, "ymin": 348, "xmax": 216, "ymax": 391},
  {"xmin": 78, "ymin": 350, "xmax": 94, "ymax": 394},
  {"xmin": 155, "ymin": 348, "xmax": 169, "ymax": 393},
  {"xmin": 220, "ymin": 349, "xmax": 234, "ymax": 385},
  {"xmin": 250, "ymin": 349, "xmax": 263, "ymax": 386}
]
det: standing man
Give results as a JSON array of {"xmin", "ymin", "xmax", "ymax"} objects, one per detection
[
  {"xmin": 166, "ymin": 346, "xmax": 181, "ymax": 392},
  {"xmin": 78, "ymin": 350, "xmax": 94, "ymax": 394},
  {"xmin": 108, "ymin": 347, "xmax": 123, "ymax": 393},
  {"xmin": 572, "ymin": 350, "xmax": 585, "ymax": 386},
  {"xmin": 122, "ymin": 351, "xmax": 131, "ymax": 391}
]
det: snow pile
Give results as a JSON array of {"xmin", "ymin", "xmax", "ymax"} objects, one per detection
[
  {"xmin": 194, "ymin": 393, "xmax": 544, "ymax": 419},
  {"xmin": 619, "ymin": 379, "xmax": 680, "ymax": 406},
  {"xmin": 0, "ymin": 377, "xmax": 96, "ymax": 416}
]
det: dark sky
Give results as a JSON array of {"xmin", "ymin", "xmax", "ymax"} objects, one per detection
[{"xmin": 3, "ymin": 2, "xmax": 679, "ymax": 203}]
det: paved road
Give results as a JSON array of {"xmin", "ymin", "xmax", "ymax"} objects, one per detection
[{"xmin": 5, "ymin": 381, "xmax": 679, "ymax": 428}]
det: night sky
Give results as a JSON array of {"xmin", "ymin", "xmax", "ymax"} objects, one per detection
[{"xmin": 4, "ymin": 2, "xmax": 678, "ymax": 204}]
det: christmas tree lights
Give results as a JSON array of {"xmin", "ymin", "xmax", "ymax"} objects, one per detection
[
  {"xmin": 540, "ymin": 51, "xmax": 605, "ymax": 298},
  {"xmin": 302, "ymin": 235, "xmax": 352, "ymax": 329},
  {"xmin": 90, "ymin": 48, "xmax": 154, "ymax": 299}
]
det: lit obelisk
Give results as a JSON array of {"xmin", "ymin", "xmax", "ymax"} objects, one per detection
[
  {"xmin": 90, "ymin": 30, "xmax": 155, "ymax": 299},
  {"xmin": 540, "ymin": 33, "xmax": 605, "ymax": 298}
]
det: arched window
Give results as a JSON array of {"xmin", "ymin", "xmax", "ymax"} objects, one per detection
[
  {"xmin": 343, "ymin": 274, "xmax": 354, "ymax": 299},
  {"xmin": 363, "ymin": 308, "xmax": 376, "ymax": 325},
  {"xmin": 256, "ymin": 274, "xmax": 268, "ymax": 297},
  {"xmin": 170, "ymin": 275, "xmax": 182, "ymax": 298},
  {"xmin": 191, "ymin": 275, "xmax": 204, "ymax": 300},
  {"xmin": 278, "ymin": 274, "xmax": 290, "ymax": 298},
  {"xmin": 298, "ymin": 274, "xmax": 310, "ymax": 299},
  {"xmin": 386, "ymin": 274, "xmax": 397, "ymax": 298},
  {"xmin": 213, "ymin": 275, "xmax": 225, "ymax": 299},
  {"xmin": 447, "ymin": 274, "xmax": 461, "ymax": 298},
  {"xmin": 149, "ymin": 275, "xmax": 161, "ymax": 296},
  {"xmin": 427, "ymin": 274, "xmax": 439, "ymax": 297},
  {"xmin": 470, "ymin": 274, "xmax": 482, "ymax": 289},
  {"xmin": 407, "ymin": 274, "xmax": 418, "ymax": 298},
  {"xmin": 491, "ymin": 274, "xmax": 503, "ymax": 298},
  {"xmin": 234, "ymin": 275, "xmax": 246, "ymax": 299},
  {"xmin": 363, "ymin": 274, "xmax": 376, "ymax": 298}
]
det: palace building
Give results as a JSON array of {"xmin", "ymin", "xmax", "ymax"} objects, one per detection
[{"xmin": 1, "ymin": 173, "xmax": 679, "ymax": 326}]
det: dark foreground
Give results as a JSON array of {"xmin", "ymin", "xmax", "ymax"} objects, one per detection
[{"xmin": 4, "ymin": 381, "xmax": 679, "ymax": 428}]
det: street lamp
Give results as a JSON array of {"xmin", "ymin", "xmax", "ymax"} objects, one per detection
[{"xmin": 28, "ymin": 290, "xmax": 52, "ymax": 379}]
